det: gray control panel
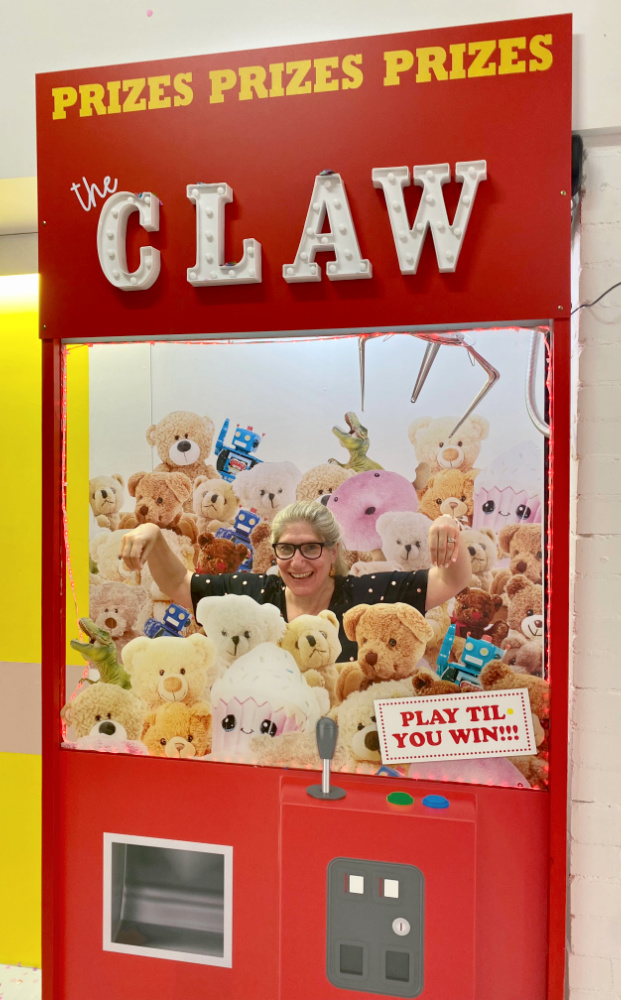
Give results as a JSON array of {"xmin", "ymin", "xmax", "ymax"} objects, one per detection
[{"xmin": 327, "ymin": 858, "xmax": 424, "ymax": 997}]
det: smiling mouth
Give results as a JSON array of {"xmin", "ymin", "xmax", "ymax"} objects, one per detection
[
  {"xmin": 240, "ymin": 728, "xmax": 254, "ymax": 735},
  {"xmin": 290, "ymin": 572, "xmax": 313, "ymax": 579}
]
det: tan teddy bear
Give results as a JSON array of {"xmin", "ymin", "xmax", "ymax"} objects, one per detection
[
  {"xmin": 480, "ymin": 659, "xmax": 549, "ymax": 789},
  {"xmin": 296, "ymin": 463, "xmax": 355, "ymax": 502},
  {"xmin": 502, "ymin": 636, "xmax": 544, "ymax": 677},
  {"xmin": 142, "ymin": 701, "xmax": 212, "ymax": 758},
  {"xmin": 408, "ymin": 414, "xmax": 488, "ymax": 490},
  {"xmin": 90, "ymin": 529, "xmax": 141, "ymax": 585},
  {"xmin": 61, "ymin": 682, "xmax": 145, "ymax": 748},
  {"xmin": 193, "ymin": 477, "xmax": 240, "ymax": 534},
  {"xmin": 504, "ymin": 573, "xmax": 544, "ymax": 646},
  {"xmin": 147, "ymin": 411, "xmax": 220, "ymax": 483},
  {"xmin": 336, "ymin": 603, "xmax": 435, "ymax": 702},
  {"xmin": 417, "ymin": 468, "xmax": 478, "ymax": 526},
  {"xmin": 248, "ymin": 522, "xmax": 278, "ymax": 574},
  {"xmin": 280, "ymin": 610, "xmax": 342, "ymax": 705},
  {"xmin": 119, "ymin": 471, "xmax": 197, "ymax": 542},
  {"xmin": 460, "ymin": 527, "xmax": 498, "ymax": 590},
  {"xmin": 491, "ymin": 523, "xmax": 543, "ymax": 594},
  {"xmin": 89, "ymin": 474, "xmax": 125, "ymax": 530},
  {"xmin": 88, "ymin": 581, "xmax": 148, "ymax": 654},
  {"xmin": 122, "ymin": 633, "xmax": 216, "ymax": 711}
]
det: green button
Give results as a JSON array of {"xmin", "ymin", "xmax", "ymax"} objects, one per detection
[{"xmin": 387, "ymin": 792, "xmax": 414, "ymax": 806}]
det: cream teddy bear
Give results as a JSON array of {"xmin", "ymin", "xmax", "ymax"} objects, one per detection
[
  {"xmin": 193, "ymin": 477, "xmax": 240, "ymax": 534},
  {"xmin": 280, "ymin": 610, "xmax": 342, "ymax": 705},
  {"xmin": 408, "ymin": 414, "xmax": 488, "ymax": 490},
  {"xmin": 122, "ymin": 633, "xmax": 217, "ymax": 711},
  {"xmin": 195, "ymin": 593, "xmax": 287, "ymax": 681},
  {"xmin": 89, "ymin": 474, "xmax": 125, "ymax": 530},
  {"xmin": 233, "ymin": 461, "xmax": 301, "ymax": 522},
  {"xmin": 351, "ymin": 510, "xmax": 431, "ymax": 576}
]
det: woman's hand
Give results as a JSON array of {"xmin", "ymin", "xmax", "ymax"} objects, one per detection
[
  {"xmin": 429, "ymin": 514, "xmax": 461, "ymax": 569},
  {"xmin": 119, "ymin": 523, "xmax": 161, "ymax": 572}
]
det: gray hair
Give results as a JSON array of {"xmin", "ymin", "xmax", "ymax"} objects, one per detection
[{"xmin": 270, "ymin": 501, "xmax": 349, "ymax": 576}]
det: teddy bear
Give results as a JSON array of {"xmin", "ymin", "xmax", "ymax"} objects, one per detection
[
  {"xmin": 326, "ymin": 470, "xmax": 418, "ymax": 552},
  {"xmin": 296, "ymin": 463, "xmax": 355, "ymax": 502},
  {"xmin": 491, "ymin": 523, "xmax": 543, "ymax": 594},
  {"xmin": 89, "ymin": 474, "xmax": 125, "ymax": 530},
  {"xmin": 142, "ymin": 701, "xmax": 212, "ymax": 758},
  {"xmin": 122, "ymin": 633, "xmax": 217, "ymax": 711},
  {"xmin": 90, "ymin": 529, "xmax": 141, "ymax": 585},
  {"xmin": 195, "ymin": 594, "xmax": 287, "ymax": 677},
  {"xmin": 248, "ymin": 522, "xmax": 278, "ymax": 574},
  {"xmin": 196, "ymin": 532, "xmax": 249, "ymax": 575},
  {"xmin": 460, "ymin": 527, "xmax": 498, "ymax": 590},
  {"xmin": 480, "ymin": 658, "xmax": 550, "ymax": 789},
  {"xmin": 504, "ymin": 573, "xmax": 544, "ymax": 645},
  {"xmin": 336, "ymin": 602, "xmax": 435, "ymax": 702},
  {"xmin": 417, "ymin": 468, "xmax": 478, "ymax": 526},
  {"xmin": 502, "ymin": 636, "xmax": 544, "ymax": 677},
  {"xmin": 61, "ymin": 681, "xmax": 147, "ymax": 753},
  {"xmin": 280, "ymin": 610, "xmax": 342, "ymax": 704},
  {"xmin": 451, "ymin": 587, "xmax": 509, "ymax": 646},
  {"xmin": 350, "ymin": 510, "xmax": 431, "ymax": 576},
  {"xmin": 233, "ymin": 461, "xmax": 301, "ymax": 522},
  {"xmin": 407, "ymin": 414, "xmax": 489, "ymax": 491},
  {"xmin": 147, "ymin": 411, "xmax": 220, "ymax": 485},
  {"xmin": 119, "ymin": 471, "xmax": 197, "ymax": 542},
  {"xmin": 88, "ymin": 581, "xmax": 148, "ymax": 654},
  {"xmin": 135, "ymin": 529, "xmax": 197, "ymax": 634},
  {"xmin": 472, "ymin": 441, "xmax": 543, "ymax": 532},
  {"xmin": 193, "ymin": 477, "xmax": 240, "ymax": 534}
]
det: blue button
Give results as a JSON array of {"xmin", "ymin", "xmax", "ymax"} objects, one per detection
[{"xmin": 422, "ymin": 794, "xmax": 450, "ymax": 809}]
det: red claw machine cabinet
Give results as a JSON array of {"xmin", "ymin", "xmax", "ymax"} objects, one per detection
[{"xmin": 37, "ymin": 14, "xmax": 571, "ymax": 1000}]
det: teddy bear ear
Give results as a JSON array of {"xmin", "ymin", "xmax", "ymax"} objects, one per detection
[
  {"xmin": 168, "ymin": 473, "xmax": 193, "ymax": 503},
  {"xmin": 251, "ymin": 522, "xmax": 271, "ymax": 544},
  {"xmin": 236, "ymin": 544, "xmax": 250, "ymax": 561},
  {"xmin": 194, "ymin": 475, "xmax": 209, "ymax": 489},
  {"xmin": 492, "ymin": 594, "xmax": 504, "ymax": 610},
  {"xmin": 318, "ymin": 609, "xmax": 339, "ymax": 631},
  {"xmin": 145, "ymin": 425, "xmax": 158, "ymax": 447},
  {"xmin": 262, "ymin": 604, "xmax": 287, "ymax": 639},
  {"xmin": 407, "ymin": 416, "xmax": 431, "ymax": 446},
  {"xmin": 232, "ymin": 470, "xmax": 250, "ymax": 502},
  {"xmin": 198, "ymin": 533, "xmax": 215, "ymax": 547},
  {"xmin": 112, "ymin": 474, "xmax": 125, "ymax": 489},
  {"xmin": 393, "ymin": 604, "xmax": 435, "ymax": 643},
  {"xmin": 506, "ymin": 573, "xmax": 530, "ymax": 598},
  {"xmin": 60, "ymin": 700, "xmax": 72, "ymax": 723},
  {"xmin": 468, "ymin": 414, "xmax": 489, "ymax": 439},
  {"xmin": 202, "ymin": 417, "xmax": 215, "ymax": 436},
  {"xmin": 480, "ymin": 527, "xmax": 496, "ymax": 543},
  {"xmin": 456, "ymin": 587, "xmax": 469, "ymax": 599},
  {"xmin": 127, "ymin": 472, "xmax": 147, "ymax": 497},
  {"xmin": 121, "ymin": 635, "xmax": 152, "ymax": 671},
  {"xmin": 342, "ymin": 604, "xmax": 370, "ymax": 641},
  {"xmin": 281, "ymin": 462, "xmax": 301, "ymax": 483},
  {"xmin": 189, "ymin": 701, "xmax": 212, "ymax": 724},
  {"xmin": 464, "ymin": 469, "xmax": 480, "ymax": 483},
  {"xmin": 498, "ymin": 523, "xmax": 519, "ymax": 553}
]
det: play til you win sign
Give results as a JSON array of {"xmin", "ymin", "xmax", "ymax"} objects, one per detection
[{"xmin": 375, "ymin": 689, "xmax": 536, "ymax": 765}]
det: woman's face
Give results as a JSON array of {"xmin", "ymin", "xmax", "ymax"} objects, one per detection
[{"xmin": 275, "ymin": 521, "xmax": 337, "ymax": 598}]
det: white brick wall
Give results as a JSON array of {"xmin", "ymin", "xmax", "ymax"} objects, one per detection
[{"xmin": 570, "ymin": 137, "xmax": 621, "ymax": 999}]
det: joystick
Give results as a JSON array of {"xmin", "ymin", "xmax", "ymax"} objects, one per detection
[{"xmin": 306, "ymin": 718, "xmax": 346, "ymax": 801}]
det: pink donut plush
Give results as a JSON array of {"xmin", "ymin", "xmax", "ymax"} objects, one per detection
[{"xmin": 326, "ymin": 470, "xmax": 418, "ymax": 550}]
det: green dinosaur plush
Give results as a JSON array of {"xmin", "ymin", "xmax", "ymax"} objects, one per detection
[
  {"xmin": 70, "ymin": 618, "xmax": 132, "ymax": 689},
  {"xmin": 330, "ymin": 412, "xmax": 383, "ymax": 472}
]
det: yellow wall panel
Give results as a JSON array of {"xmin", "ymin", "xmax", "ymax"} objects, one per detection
[{"xmin": 0, "ymin": 752, "xmax": 41, "ymax": 967}]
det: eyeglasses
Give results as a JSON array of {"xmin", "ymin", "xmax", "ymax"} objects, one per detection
[{"xmin": 272, "ymin": 542, "xmax": 325, "ymax": 560}]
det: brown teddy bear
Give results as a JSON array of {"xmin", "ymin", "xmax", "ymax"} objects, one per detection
[
  {"xmin": 504, "ymin": 573, "xmax": 544, "ymax": 645},
  {"xmin": 89, "ymin": 474, "xmax": 125, "ymax": 530},
  {"xmin": 193, "ymin": 477, "xmax": 240, "ymax": 534},
  {"xmin": 460, "ymin": 527, "xmax": 498, "ymax": 590},
  {"xmin": 480, "ymin": 659, "xmax": 549, "ymax": 789},
  {"xmin": 491, "ymin": 524, "xmax": 543, "ymax": 594},
  {"xmin": 407, "ymin": 414, "xmax": 488, "ymax": 491},
  {"xmin": 122, "ymin": 633, "xmax": 216, "ymax": 711},
  {"xmin": 249, "ymin": 522, "xmax": 278, "ymax": 574},
  {"xmin": 337, "ymin": 603, "xmax": 435, "ymax": 702},
  {"xmin": 502, "ymin": 636, "xmax": 544, "ymax": 677},
  {"xmin": 88, "ymin": 581, "xmax": 148, "ymax": 654},
  {"xmin": 61, "ymin": 682, "xmax": 145, "ymax": 744},
  {"xmin": 142, "ymin": 701, "xmax": 212, "ymax": 758},
  {"xmin": 451, "ymin": 587, "xmax": 509, "ymax": 645},
  {"xmin": 147, "ymin": 411, "xmax": 220, "ymax": 483},
  {"xmin": 280, "ymin": 610, "xmax": 342, "ymax": 704},
  {"xmin": 296, "ymin": 463, "xmax": 355, "ymax": 502},
  {"xmin": 417, "ymin": 468, "xmax": 478, "ymax": 526},
  {"xmin": 411, "ymin": 666, "xmax": 461, "ymax": 696},
  {"xmin": 119, "ymin": 471, "xmax": 197, "ymax": 542},
  {"xmin": 196, "ymin": 533, "xmax": 249, "ymax": 574}
]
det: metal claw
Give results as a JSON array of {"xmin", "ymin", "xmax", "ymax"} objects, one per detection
[
  {"xmin": 525, "ymin": 329, "xmax": 549, "ymax": 438},
  {"xmin": 410, "ymin": 342, "xmax": 441, "ymax": 403},
  {"xmin": 448, "ymin": 346, "xmax": 500, "ymax": 438},
  {"xmin": 359, "ymin": 336, "xmax": 366, "ymax": 411}
]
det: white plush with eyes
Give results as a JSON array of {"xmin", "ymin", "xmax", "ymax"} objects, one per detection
[
  {"xmin": 350, "ymin": 510, "xmax": 431, "ymax": 576},
  {"xmin": 195, "ymin": 594, "xmax": 287, "ymax": 673},
  {"xmin": 233, "ymin": 461, "xmax": 301, "ymax": 522}
]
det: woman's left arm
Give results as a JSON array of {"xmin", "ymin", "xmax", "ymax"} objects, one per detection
[{"xmin": 425, "ymin": 514, "xmax": 472, "ymax": 611}]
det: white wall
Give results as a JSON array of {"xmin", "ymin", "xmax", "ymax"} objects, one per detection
[{"xmin": 569, "ymin": 135, "xmax": 621, "ymax": 1000}]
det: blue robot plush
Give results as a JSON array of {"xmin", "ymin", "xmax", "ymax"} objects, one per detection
[
  {"xmin": 214, "ymin": 507, "xmax": 262, "ymax": 571},
  {"xmin": 436, "ymin": 622, "xmax": 503, "ymax": 687},
  {"xmin": 215, "ymin": 419, "xmax": 263, "ymax": 482},
  {"xmin": 143, "ymin": 603, "xmax": 192, "ymax": 639}
]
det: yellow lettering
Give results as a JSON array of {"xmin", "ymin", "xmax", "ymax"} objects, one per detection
[
  {"xmin": 416, "ymin": 46, "xmax": 448, "ymax": 83},
  {"xmin": 173, "ymin": 72, "xmax": 193, "ymax": 107},
  {"xmin": 498, "ymin": 37, "xmax": 526, "ymax": 75},
  {"xmin": 342, "ymin": 53, "xmax": 363, "ymax": 90},
  {"xmin": 79, "ymin": 84, "xmax": 107, "ymax": 117},
  {"xmin": 285, "ymin": 60, "xmax": 312, "ymax": 96},
  {"xmin": 239, "ymin": 65, "xmax": 268, "ymax": 101},
  {"xmin": 52, "ymin": 86, "xmax": 77, "ymax": 120},
  {"xmin": 314, "ymin": 56, "xmax": 339, "ymax": 92},
  {"xmin": 449, "ymin": 43, "xmax": 467, "ymax": 80},
  {"xmin": 529, "ymin": 34, "xmax": 553, "ymax": 72},
  {"xmin": 209, "ymin": 68, "xmax": 237, "ymax": 104},
  {"xmin": 107, "ymin": 81, "xmax": 122, "ymax": 114},
  {"xmin": 383, "ymin": 49, "xmax": 414, "ymax": 86},
  {"xmin": 147, "ymin": 75, "xmax": 171, "ymax": 109},
  {"xmin": 269, "ymin": 63, "xmax": 285, "ymax": 97},
  {"xmin": 467, "ymin": 40, "xmax": 497, "ymax": 78},
  {"xmin": 122, "ymin": 78, "xmax": 147, "ymax": 112}
]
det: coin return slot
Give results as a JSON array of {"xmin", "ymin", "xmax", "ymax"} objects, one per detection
[
  {"xmin": 386, "ymin": 950, "xmax": 410, "ymax": 982},
  {"xmin": 340, "ymin": 943, "xmax": 365, "ymax": 975}
]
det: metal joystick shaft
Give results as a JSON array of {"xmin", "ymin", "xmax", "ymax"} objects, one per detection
[{"xmin": 306, "ymin": 718, "xmax": 346, "ymax": 801}]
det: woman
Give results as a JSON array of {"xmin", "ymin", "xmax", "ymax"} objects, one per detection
[{"xmin": 120, "ymin": 501, "xmax": 470, "ymax": 660}]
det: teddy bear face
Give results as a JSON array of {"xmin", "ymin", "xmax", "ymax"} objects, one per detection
[
  {"xmin": 196, "ymin": 533, "xmax": 249, "ymax": 574},
  {"xmin": 280, "ymin": 610, "xmax": 342, "ymax": 671},
  {"xmin": 90, "ymin": 530, "xmax": 141, "ymax": 585},
  {"xmin": 296, "ymin": 463, "xmax": 354, "ymax": 502},
  {"xmin": 343, "ymin": 603, "xmax": 435, "ymax": 683},
  {"xmin": 499, "ymin": 524, "xmax": 543, "ymax": 584},
  {"xmin": 146, "ymin": 411, "xmax": 215, "ymax": 471},
  {"xmin": 195, "ymin": 594, "xmax": 287, "ymax": 666},
  {"xmin": 506, "ymin": 574, "xmax": 544, "ymax": 639},
  {"xmin": 332, "ymin": 678, "xmax": 416, "ymax": 765},
  {"xmin": 122, "ymin": 633, "xmax": 216, "ymax": 709},
  {"xmin": 233, "ymin": 461, "xmax": 301, "ymax": 521},
  {"xmin": 460, "ymin": 527, "xmax": 497, "ymax": 577},
  {"xmin": 89, "ymin": 581, "xmax": 147, "ymax": 640},
  {"xmin": 326, "ymin": 470, "xmax": 418, "ymax": 550},
  {"xmin": 375, "ymin": 511, "xmax": 431, "ymax": 571},
  {"xmin": 502, "ymin": 637, "xmax": 544, "ymax": 676},
  {"xmin": 408, "ymin": 415, "xmax": 489, "ymax": 474},
  {"xmin": 89, "ymin": 474, "xmax": 124, "ymax": 520},
  {"xmin": 193, "ymin": 477, "xmax": 239, "ymax": 524},
  {"xmin": 142, "ymin": 701, "xmax": 212, "ymax": 758},
  {"xmin": 128, "ymin": 471, "xmax": 192, "ymax": 528},
  {"xmin": 453, "ymin": 587, "xmax": 505, "ymax": 634},
  {"xmin": 62, "ymin": 682, "xmax": 145, "ymax": 741},
  {"xmin": 480, "ymin": 659, "xmax": 549, "ymax": 717},
  {"xmin": 418, "ymin": 469, "xmax": 477, "ymax": 523}
]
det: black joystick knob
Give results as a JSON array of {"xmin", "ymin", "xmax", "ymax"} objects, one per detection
[{"xmin": 306, "ymin": 718, "xmax": 346, "ymax": 801}]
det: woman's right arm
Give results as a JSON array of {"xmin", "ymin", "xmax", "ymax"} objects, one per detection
[{"xmin": 119, "ymin": 524, "xmax": 193, "ymax": 610}]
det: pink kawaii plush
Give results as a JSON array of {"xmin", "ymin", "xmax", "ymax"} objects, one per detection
[
  {"xmin": 326, "ymin": 470, "xmax": 418, "ymax": 551},
  {"xmin": 472, "ymin": 441, "xmax": 543, "ymax": 532}
]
